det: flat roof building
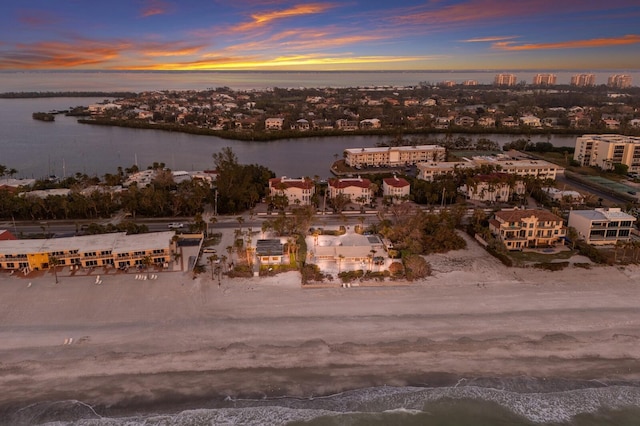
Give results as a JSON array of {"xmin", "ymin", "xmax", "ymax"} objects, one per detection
[
  {"xmin": 0, "ymin": 231, "xmax": 175, "ymax": 272},
  {"xmin": 344, "ymin": 145, "xmax": 445, "ymax": 168},
  {"xmin": 568, "ymin": 208, "xmax": 636, "ymax": 245},
  {"xmin": 573, "ymin": 134, "xmax": 640, "ymax": 173}
]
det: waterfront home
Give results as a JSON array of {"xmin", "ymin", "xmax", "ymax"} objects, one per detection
[
  {"xmin": 359, "ymin": 118, "xmax": 381, "ymax": 129},
  {"xmin": 255, "ymin": 239, "xmax": 285, "ymax": 265},
  {"xmin": 568, "ymin": 208, "xmax": 636, "ymax": 245},
  {"xmin": 489, "ymin": 208, "xmax": 565, "ymax": 250},
  {"xmin": 519, "ymin": 115, "xmax": 542, "ymax": 127},
  {"xmin": 265, "ymin": 117, "xmax": 285, "ymax": 130},
  {"xmin": 268, "ymin": 177, "xmax": 315, "ymax": 206}
]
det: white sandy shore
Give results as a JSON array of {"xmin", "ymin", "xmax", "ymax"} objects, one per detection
[{"xmin": 1, "ymin": 233, "xmax": 639, "ymax": 416}]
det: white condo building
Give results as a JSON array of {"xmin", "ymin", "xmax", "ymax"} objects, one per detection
[
  {"xmin": 344, "ymin": 145, "xmax": 446, "ymax": 168},
  {"xmin": 573, "ymin": 134, "xmax": 640, "ymax": 173}
]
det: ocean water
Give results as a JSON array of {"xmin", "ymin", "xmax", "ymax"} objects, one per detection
[
  {"xmin": 8, "ymin": 381, "xmax": 640, "ymax": 426},
  {"xmin": 1, "ymin": 70, "xmax": 638, "ymax": 92}
]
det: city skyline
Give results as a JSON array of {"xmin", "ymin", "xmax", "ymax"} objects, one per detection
[{"xmin": 1, "ymin": 1, "xmax": 640, "ymax": 71}]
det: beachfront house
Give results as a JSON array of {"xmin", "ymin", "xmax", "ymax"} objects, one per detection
[
  {"xmin": 568, "ymin": 208, "xmax": 636, "ymax": 245},
  {"xmin": 489, "ymin": 208, "xmax": 565, "ymax": 250}
]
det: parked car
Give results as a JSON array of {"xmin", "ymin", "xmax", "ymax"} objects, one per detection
[
  {"xmin": 168, "ymin": 222, "xmax": 184, "ymax": 229},
  {"xmin": 203, "ymin": 248, "xmax": 217, "ymax": 254}
]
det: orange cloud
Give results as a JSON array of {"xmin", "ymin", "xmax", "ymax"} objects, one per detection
[
  {"xmin": 224, "ymin": 27, "xmax": 387, "ymax": 53},
  {"xmin": 232, "ymin": 3, "xmax": 337, "ymax": 32},
  {"xmin": 391, "ymin": 0, "xmax": 628, "ymax": 27},
  {"xmin": 0, "ymin": 39, "xmax": 132, "ymax": 69},
  {"xmin": 463, "ymin": 36, "xmax": 519, "ymax": 43},
  {"xmin": 140, "ymin": 0, "xmax": 172, "ymax": 17},
  {"xmin": 493, "ymin": 34, "xmax": 640, "ymax": 50}
]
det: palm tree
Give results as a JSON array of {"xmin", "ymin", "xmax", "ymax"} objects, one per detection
[
  {"xmin": 142, "ymin": 255, "xmax": 153, "ymax": 278},
  {"xmin": 236, "ymin": 216, "xmax": 245, "ymax": 233},
  {"xmin": 49, "ymin": 256, "xmax": 60, "ymax": 284},
  {"xmin": 208, "ymin": 255, "xmax": 219, "ymax": 279},
  {"xmin": 337, "ymin": 254, "xmax": 345, "ymax": 273}
]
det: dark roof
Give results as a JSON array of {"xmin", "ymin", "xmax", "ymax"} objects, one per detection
[{"xmin": 255, "ymin": 239, "xmax": 284, "ymax": 256}]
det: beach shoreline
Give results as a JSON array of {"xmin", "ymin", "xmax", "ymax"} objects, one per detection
[{"xmin": 1, "ymin": 235, "xmax": 640, "ymax": 423}]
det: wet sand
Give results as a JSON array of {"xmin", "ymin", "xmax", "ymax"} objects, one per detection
[{"xmin": 1, "ymin": 235, "xmax": 639, "ymax": 419}]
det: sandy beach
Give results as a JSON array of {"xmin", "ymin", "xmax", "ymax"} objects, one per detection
[{"xmin": 1, "ymin": 233, "xmax": 639, "ymax": 421}]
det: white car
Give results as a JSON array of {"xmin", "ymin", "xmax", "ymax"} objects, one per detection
[{"xmin": 168, "ymin": 222, "xmax": 184, "ymax": 229}]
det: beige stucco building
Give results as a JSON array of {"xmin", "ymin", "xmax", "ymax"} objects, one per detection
[
  {"xmin": 344, "ymin": 145, "xmax": 446, "ymax": 168},
  {"xmin": 489, "ymin": 209, "xmax": 565, "ymax": 250},
  {"xmin": 382, "ymin": 176, "xmax": 410, "ymax": 202},
  {"xmin": 268, "ymin": 177, "xmax": 315, "ymax": 206},
  {"xmin": 328, "ymin": 177, "xmax": 372, "ymax": 205},
  {"xmin": 573, "ymin": 134, "xmax": 640, "ymax": 173}
]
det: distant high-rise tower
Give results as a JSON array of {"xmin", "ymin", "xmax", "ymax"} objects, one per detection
[
  {"xmin": 532, "ymin": 73, "xmax": 556, "ymax": 85},
  {"xmin": 494, "ymin": 74, "xmax": 517, "ymax": 86},
  {"xmin": 571, "ymin": 74, "xmax": 596, "ymax": 87},
  {"xmin": 462, "ymin": 80, "xmax": 478, "ymax": 86},
  {"xmin": 608, "ymin": 74, "xmax": 632, "ymax": 88}
]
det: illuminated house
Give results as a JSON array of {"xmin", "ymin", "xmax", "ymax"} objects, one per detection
[{"xmin": 489, "ymin": 209, "xmax": 565, "ymax": 250}]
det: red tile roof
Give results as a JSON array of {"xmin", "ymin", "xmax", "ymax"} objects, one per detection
[
  {"xmin": 383, "ymin": 177, "xmax": 410, "ymax": 187},
  {"xmin": 494, "ymin": 209, "xmax": 562, "ymax": 223},
  {"xmin": 328, "ymin": 178, "xmax": 371, "ymax": 189}
]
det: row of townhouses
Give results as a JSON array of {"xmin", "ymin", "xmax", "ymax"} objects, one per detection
[{"xmin": 0, "ymin": 231, "xmax": 175, "ymax": 273}]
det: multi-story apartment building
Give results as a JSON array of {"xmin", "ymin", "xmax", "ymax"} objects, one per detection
[
  {"xmin": 328, "ymin": 177, "xmax": 372, "ymax": 205},
  {"xmin": 494, "ymin": 74, "xmax": 517, "ymax": 86},
  {"xmin": 568, "ymin": 208, "xmax": 636, "ymax": 245},
  {"xmin": 489, "ymin": 209, "xmax": 566, "ymax": 250},
  {"xmin": 571, "ymin": 73, "xmax": 596, "ymax": 87},
  {"xmin": 0, "ymin": 232, "xmax": 175, "ymax": 272},
  {"xmin": 344, "ymin": 145, "xmax": 446, "ymax": 168},
  {"xmin": 532, "ymin": 74, "xmax": 556, "ymax": 85},
  {"xmin": 573, "ymin": 134, "xmax": 640, "ymax": 173},
  {"xmin": 471, "ymin": 156, "xmax": 562, "ymax": 180},
  {"xmin": 462, "ymin": 80, "xmax": 478, "ymax": 86},
  {"xmin": 417, "ymin": 156, "xmax": 561, "ymax": 181},
  {"xmin": 607, "ymin": 74, "xmax": 632, "ymax": 89},
  {"xmin": 268, "ymin": 177, "xmax": 315, "ymax": 206}
]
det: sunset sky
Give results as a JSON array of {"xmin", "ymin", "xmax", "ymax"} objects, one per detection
[{"xmin": 1, "ymin": 0, "xmax": 639, "ymax": 71}]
